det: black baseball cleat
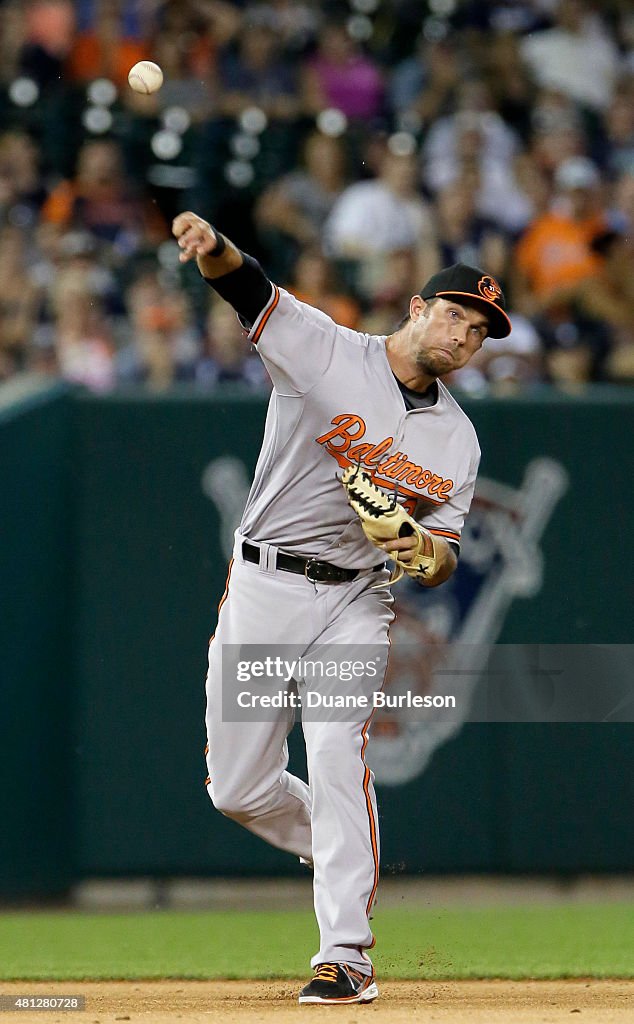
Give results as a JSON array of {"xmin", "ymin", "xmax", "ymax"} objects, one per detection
[{"xmin": 298, "ymin": 962, "xmax": 379, "ymax": 1004}]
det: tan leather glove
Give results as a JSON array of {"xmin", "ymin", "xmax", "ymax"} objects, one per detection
[{"xmin": 341, "ymin": 465, "xmax": 438, "ymax": 583}]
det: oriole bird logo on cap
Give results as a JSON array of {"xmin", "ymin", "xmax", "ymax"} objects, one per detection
[{"xmin": 478, "ymin": 275, "xmax": 502, "ymax": 303}]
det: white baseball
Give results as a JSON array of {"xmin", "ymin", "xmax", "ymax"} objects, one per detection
[{"xmin": 128, "ymin": 61, "xmax": 164, "ymax": 95}]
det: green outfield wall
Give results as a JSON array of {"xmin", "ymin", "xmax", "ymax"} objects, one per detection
[
  {"xmin": 0, "ymin": 381, "xmax": 74, "ymax": 896},
  {"xmin": 1, "ymin": 381, "xmax": 633, "ymax": 894}
]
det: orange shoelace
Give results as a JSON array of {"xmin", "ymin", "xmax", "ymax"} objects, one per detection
[{"xmin": 313, "ymin": 963, "xmax": 340, "ymax": 983}]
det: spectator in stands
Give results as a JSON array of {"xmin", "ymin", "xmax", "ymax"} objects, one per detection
[
  {"xmin": 301, "ymin": 19, "xmax": 384, "ymax": 122},
  {"xmin": 513, "ymin": 155, "xmax": 610, "ymax": 383},
  {"xmin": 195, "ymin": 293, "xmax": 269, "ymax": 390},
  {"xmin": 514, "ymin": 156, "xmax": 607, "ymax": 312},
  {"xmin": 527, "ymin": 89, "xmax": 590, "ymax": 175},
  {"xmin": 525, "ymin": 210, "xmax": 634, "ymax": 384},
  {"xmin": 52, "ymin": 265, "xmax": 115, "ymax": 391},
  {"xmin": 513, "ymin": 152, "xmax": 552, "ymax": 224},
  {"xmin": 325, "ymin": 140, "xmax": 435, "ymax": 300},
  {"xmin": 20, "ymin": 0, "xmax": 75, "ymax": 87},
  {"xmin": 41, "ymin": 139, "xmax": 166, "ymax": 257},
  {"xmin": 389, "ymin": 37, "xmax": 461, "ymax": 129},
  {"xmin": 0, "ymin": 226, "xmax": 40, "ymax": 376},
  {"xmin": 0, "ymin": 0, "xmax": 629, "ymax": 392},
  {"xmin": 520, "ymin": 0, "xmax": 619, "ymax": 115},
  {"xmin": 432, "ymin": 178, "xmax": 509, "ymax": 284},
  {"xmin": 116, "ymin": 270, "xmax": 199, "ymax": 389},
  {"xmin": 287, "ymin": 247, "xmax": 360, "ymax": 330},
  {"xmin": 248, "ymin": 0, "xmax": 320, "ymax": 56},
  {"xmin": 357, "ymin": 248, "xmax": 420, "ymax": 338},
  {"xmin": 481, "ymin": 31, "xmax": 534, "ymax": 143},
  {"xmin": 152, "ymin": 30, "xmax": 214, "ymax": 122},
  {"xmin": 597, "ymin": 231, "xmax": 634, "ymax": 382},
  {"xmin": 0, "ymin": 2, "xmax": 27, "ymax": 86},
  {"xmin": 0, "ymin": 131, "xmax": 46, "ymax": 226},
  {"xmin": 216, "ymin": 12, "xmax": 300, "ymax": 121},
  {"xmin": 423, "ymin": 79, "xmax": 520, "ymax": 185},
  {"xmin": 326, "ymin": 144, "xmax": 430, "ymax": 256},
  {"xmin": 254, "ymin": 130, "xmax": 348, "ymax": 279},
  {"xmin": 28, "ymin": 225, "xmax": 121, "ymax": 337},
  {"xmin": 65, "ymin": 0, "xmax": 146, "ymax": 87},
  {"xmin": 155, "ymin": 0, "xmax": 243, "ymax": 84},
  {"xmin": 421, "ymin": 79, "xmax": 529, "ymax": 233}
]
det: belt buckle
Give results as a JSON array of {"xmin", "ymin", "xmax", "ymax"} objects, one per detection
[
  {"xmin": 304, "ymin": 558, "xmax": 350, "ymax": 585},
  {"xmin": 304, "ymin": 558, "xmax": 323, "ymax": 584}
]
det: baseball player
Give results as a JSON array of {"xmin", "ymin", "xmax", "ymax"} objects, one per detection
[{"xmin": 172, "ymin": 211, "xmax": 511, "ymax": 1004}]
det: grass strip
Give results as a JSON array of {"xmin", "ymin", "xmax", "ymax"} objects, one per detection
[{"xmin": 0, "ymin": 904, "xmax": 632, "ymax": 980}]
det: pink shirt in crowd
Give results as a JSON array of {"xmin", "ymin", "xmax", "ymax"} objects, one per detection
[{"xmin": 309, "ymin": 55, "xmax": 384, "ymax": 120}]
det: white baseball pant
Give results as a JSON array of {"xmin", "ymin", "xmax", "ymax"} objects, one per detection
[{"xmin": 204, "ymin": 532, "xmax": 393, "ymax": 972}]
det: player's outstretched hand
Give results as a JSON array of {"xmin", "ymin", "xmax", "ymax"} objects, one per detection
[{"xmin": 172, "ymin": 212, "xmax": 218, "ymax": 263}]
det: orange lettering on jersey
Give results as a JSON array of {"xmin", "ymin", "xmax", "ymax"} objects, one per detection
[
  {"xmin": 364, "ymin": 438, "xmax": 393, "ymax": 464},
  {"xmin": 315, "ymin": 415, "xmax": 455, "ymax": 503},
  {"xmin": 435, "ymin": 479, "xmax": 454, "ymax": 500},
  {"xmin": 395, "ymin": 460, "xmax": 422, "ymax": 483},
  {"xmin": 377, "ymin": 453, "xmax": 402, "ymax": 474},
  {"xmin": 316, "ymin": 414, "xmax": 366, "ymax": 452},
  {"xmin": 427, "ymin": 475, "xmax": 444, "ymax": 494},
  {"xmin": 347, "ymin": 442, "xmax": 374, "ymax": 462},
  {"xmin": 383, "ymin": 455, "xmax": 409, "ymax": 479}
]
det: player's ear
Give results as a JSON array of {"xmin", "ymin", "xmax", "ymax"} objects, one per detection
[{"xmin": 410, "ymin": 294, "xmax": 426, "ymax": 321}]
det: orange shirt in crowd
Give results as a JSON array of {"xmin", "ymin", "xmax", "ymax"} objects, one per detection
[
  {"xmin": 290, "ymin": 289, "xmax": 360, "ymax": 330},
  {"xmin": 514, "ymin": 212, "xmax": 605, "ymax": 297},
  {"xmin": 65, "ymin": 34, "xmax": 146, "ymax": 87},
  {"xmin": 41, "ymin": 179, "xmax": 167, "ymax": 241},
  {"xmin": 41, "ymin": 180, "xmax": 79, "ymax": 224}
]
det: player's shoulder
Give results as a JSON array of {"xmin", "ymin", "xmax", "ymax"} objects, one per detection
[
  {"xmin": 436, "ymin": 380, "xmax": 481, "ymax": 455},
  {"xmin": 276, "ymin": 286, "xmax": 374, "ymax": 348}
]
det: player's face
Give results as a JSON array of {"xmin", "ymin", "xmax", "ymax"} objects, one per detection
[{"xmin": 411, "ymin": 297, "xmax": 489, "ymax": 377}]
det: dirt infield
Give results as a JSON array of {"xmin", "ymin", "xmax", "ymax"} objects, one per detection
[{"xmin": 1, "ymin": 980, "xmax": 633, "ymax": 1023}]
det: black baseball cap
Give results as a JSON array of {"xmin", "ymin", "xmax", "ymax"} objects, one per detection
[{"xmin": 420, "ymin": 263, "xmax": 512, "ymax": 339}]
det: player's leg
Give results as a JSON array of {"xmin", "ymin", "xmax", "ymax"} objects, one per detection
[
  {"xmin": 204, "ymin": 552, "xmax": 313, "ymax": 860},
  {"xmin": 300, "ymin": 574, "xmax": 393, "ymax": 976}
]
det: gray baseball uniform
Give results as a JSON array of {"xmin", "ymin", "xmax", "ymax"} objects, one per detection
[{"xmin": 204, "ymin": 284, "xmax": 480, "ymax": 974}]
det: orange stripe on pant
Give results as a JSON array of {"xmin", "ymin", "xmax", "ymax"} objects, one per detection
[
  {"xmin": 360, "ymin": 627, "xmax": 392, "ymax": 921},
  {"xmin": 361, "ymin": 718, "xmax": 380, "ymax": 919},
  {"xmin": 208, "ymin": 557, "xmax": 234, "ymax": 646}
]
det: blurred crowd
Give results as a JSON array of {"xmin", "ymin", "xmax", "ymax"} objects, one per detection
[{"xmin": 0, "ymin": 0, "xmax": 633, "ymax": 394}]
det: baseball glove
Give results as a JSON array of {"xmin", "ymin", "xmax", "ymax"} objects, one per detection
[{"xmin": 341, "ymin": 465, "xmax": 438, "ymax": 584}]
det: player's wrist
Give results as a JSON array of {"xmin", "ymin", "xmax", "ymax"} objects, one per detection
[
  {"xmin": 207, "ymin": 226, "xmax": 226, "ymax": 257},
  {"xmin": 197, "ymin": 232, "xmax": 243, "ymax": 280}
]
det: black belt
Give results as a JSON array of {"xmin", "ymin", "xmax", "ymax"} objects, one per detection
[{"xmin": 242, "ymin": 541, "xmax": 384, "ymax": 585}]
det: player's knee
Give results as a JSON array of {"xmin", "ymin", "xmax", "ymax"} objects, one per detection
[
  {"xmin": 207, "ymin": 778, "xmax": 266, "ymax": 820},
  {"xmin": 207, "ymin": 779, "xmax": 244, "ymax": 818}
]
